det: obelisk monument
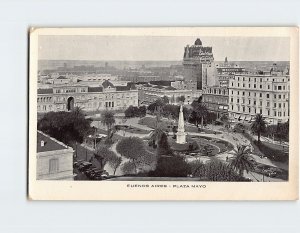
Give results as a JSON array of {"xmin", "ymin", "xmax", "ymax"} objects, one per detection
[{"xmin": 176, "ymin": 104, "xmax": 187, "ymax": 144}]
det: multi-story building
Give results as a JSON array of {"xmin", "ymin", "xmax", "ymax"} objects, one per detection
[
  {"xmin": 136, "ymin": 82, "xmax": 202, "ymax": 106},
  {"xmin": 37, "ymin": 130, "xmax": 74, "ymax": 180},
  {"xmin": 182, "ymin": 38, "xmax": 214, "ymax": 90},
  {"xmin": 228, "ymin": 73, "xmax": 290, "ymax": 124},
  {"xmin": 37, "ymin": 80, "xmax": 138, "ymax": 113},
  {"xmin": 215, "ymin": 57, "xmax": 246, "ymax": 87},
  {"xmin": 202, "ymin": 86, "xmax": 229, "ymax": 118}
]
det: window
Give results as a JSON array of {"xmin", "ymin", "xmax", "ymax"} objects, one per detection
[
  {"xmin": 260, "ymin": 78, "xmax": 262, "ymax": 82},
  {"xmin": 238, "ymin": 83, "xmax": 240, "ymax": 87},
  {"xmin": 237, "ymin": 99, "xmax": 239, "ymax": 103},
  {"xmin": 267, "ymin": 102, "xmax": 270, "ymax": 107},
  {"xmin": 231, "ymin": 98, "xmax": 233, "ymax": 102},
  {"xmin": 248, "ymin": 107, "xmax": 251, "ymax": 113},
  {"xmin": 254, "ymin": 84, "xmax": 256, "ymax": 88},
  {"xmin": 254, "ymin": 100, "xmax": 256, "ymax": 105},
  {"xmin": 274, "ymin": 103, "xmax": 276, "ymax": 108},
  {"xmin": 278, "ymin": 86, "xmax": 282, "ymax": 90},
  {"xmin": 248, "ymin": 84, "xmax": 251, "ymax": 88},
  {"xmin": 49, "ymin": 159, "xmax": 59, "ymax": 174},
  {"xmin": 238, "ymin": 106, "xmax": 240, "ymax": 111},
  {"xmin": 283, "ymin": 86, "xmax": 285, "ymax": 90},
  {"xmin": 260, "ymin": 85, "xmax": 262, "ymax": 89},
  {"xmin": 237, "ymin": 91, "xmax": 239, "ymax": 95},
  {"xmin": 267, "ymin": 94, "xmax": 269, "ymax": 98},
  {"xmin": 279, "ymin": 103, "xmax": 281, "ymax": 108},
  {"xmin": 268, "ymin": 110, "xmax": 270, "ymax": 116},
  {"xmin": 268, "ymin": 85, "xmax": 270, "ymax": 89},
  {"xmin": 248, "ymin": 92, "xmax": 251, "ymax": 96},
  {"xmin": 260, "ymin": 109, "xmax": 262, "ymax": 114},
  {"xmin": 242, "ymin": 92, "xmax": 245, "ymax": 96},
  {"xmin": 243, "ymin": 83, "xmax": 245, "ymax": 87},
  {"xmin": 279, "ymin": 95, "xmax": 281, "ymax": 99},
  {"xmin": 260, "ymin": 101, "xmax": 262, "ymax": 106},
  {"xmin": 243, "ymin": 106, "xmax": 245, "ymax": 112},
  {"xmin": 259, "ymin": 93, "xmax": 262, "ymax": 98},
  {"xmin": 232, "ymin": 91, "xmax": 233, "ymax": 95},
  {"xmin": 248, "ymin": 100, "xmax": 251, "ymax": 104},
  {"xmin": 274, "ymin": 94, "xmax": 276, "ymax": 99},
  {"xmin": 112, "ymin": 102, "xmax": 114, "ymax": 107}
]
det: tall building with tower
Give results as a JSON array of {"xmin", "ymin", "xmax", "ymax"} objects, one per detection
[{"xmin": 182, "ymin": 38, "xmax": 214, "ymax": 90}]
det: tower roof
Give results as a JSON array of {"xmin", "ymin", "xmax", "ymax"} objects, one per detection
[
  {"xmin": 102, "ymin": 80, "xmax": 115, "ymax": 88},
  {"xmin": 194, "ymin": 38, "xmax": 202, "ymax": 46}
]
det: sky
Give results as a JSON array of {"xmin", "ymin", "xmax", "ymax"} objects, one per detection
[{"xmin": 38, "ymin": 35, "xmax": 290, "ymax": 61}]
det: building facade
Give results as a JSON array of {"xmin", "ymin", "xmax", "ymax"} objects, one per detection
[
  {"xmin": 202, "ymin": 86, "xmax": 229, "ymax": 118},
  {"xmin": 228, "ymin": 73, "xmax": 290, "ymax": 124},
  {"xmin": 37, "ymin": 131, "xmax": 74, "ymax": 180},
  {"xmin": 182, "ymin": 38, "xmax": 214, "ymax": 90},
  {"xmin": 37, "ymin": 80, "xmax": 138, "ymax": 113},
  {"xmin": 136, "ymin": 83, "xmax": 202, "ymax": 106},
  {"xmin": 215, "ymin": 58, "xmax": 246, "ymax": 87}
]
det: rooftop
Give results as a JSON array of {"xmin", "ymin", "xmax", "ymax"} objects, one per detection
[
  {"xmin": 88, "ymin": 86, "xmax": 103, "ymax": 93},
  {"xmin": 38, "ymin": 88, "xmax": 53, "ymax": 94},
  {"xmin": 37, "ymin": 131, "xmax": 68, "ymax": 153}
]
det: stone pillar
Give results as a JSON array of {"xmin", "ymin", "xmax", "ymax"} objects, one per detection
[{"xmin": 176, "ymin": 104, "xmax": 187, "ymax": 144}]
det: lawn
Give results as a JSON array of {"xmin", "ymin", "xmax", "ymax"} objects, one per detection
[{"xmin": 138, "ymin": 117, "xmax": 221, "ymax": 134}]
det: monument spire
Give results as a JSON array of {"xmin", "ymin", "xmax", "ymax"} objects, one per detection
[{"xmin": 176, "ymin": 104, "xmax": 187, "ymax": 144}]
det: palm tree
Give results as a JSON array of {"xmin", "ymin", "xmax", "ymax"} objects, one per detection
[
  {"xmin": 191, "ymin": 102, "xmax": 208, "ymax": 129},
  {"xmin": 251, "ymin": 114, "xmax": 267, "ymax": 143},
  {"xmin": 100, "ymin": 110, "xmax": 115, "ymax": 131},
  {"xmin": 100, "ymin": 110, "xmax": 116, "ymax": 144},
  {"xmin": 228, "ymin": 145, "xmax": 255, "ymax": 177}
]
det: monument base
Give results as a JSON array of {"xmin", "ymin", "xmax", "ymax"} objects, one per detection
[{"xmin": 176, "ymin": 132, "xmax": 187, "ymax": 144}]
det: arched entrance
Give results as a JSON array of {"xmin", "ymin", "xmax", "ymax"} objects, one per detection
[{"xmin": 67, "ymin": 97, "xmax": 74, "ymax": 111}]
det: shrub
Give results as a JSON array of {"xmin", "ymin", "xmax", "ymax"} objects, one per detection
[
  {"xmin": 190, "ymin": 160, "xmax": 250, "ymax": 182},
  {"xmin": 149, "ymin": 155, "xmax": 190, "ymax": 177}
]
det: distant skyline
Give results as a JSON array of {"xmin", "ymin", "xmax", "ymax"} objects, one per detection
[{"xmin": 39, "ymin": 36, "xmax": 290, "ymax": 61}]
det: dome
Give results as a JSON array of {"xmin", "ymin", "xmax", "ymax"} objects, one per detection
[
  {"xmin": 194, "ymin": 38, "xmax": 202, "ymax": 46},
  {"xmin": 102, "ymin": 80, "xmax": 115, "ymax": 88}
]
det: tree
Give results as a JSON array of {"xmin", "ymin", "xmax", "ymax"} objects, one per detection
[
  {"xmin": 228, "ymin": 145, "xmax": 254, "ymax": 177},
  {"xmin": 100, "ymin": 110, "xmax": 115, "ymax": 131},
  {"xmin": 176, "ymin": 95, "xmax": 185, "ymax": 103},
  {"xmin": 157, "ymin": 132, "xmax": 173, "ymax": 156},
  {"xmin": 147, "ymin": 98, "xmax": 164, "ymax": 114},
  {"xmin": 251, "ymin": 114, "xmax": 267, "ymax": 143},
  {"xmin": 191, "ymin": 160, "xmax": 249, "ymax": 181},
  {"xmin": 38, "ymin": 110, "xmax": 92, "ymax": 145},
  {"xmin": 149, "ymin": 155, "xmax": 190, "ymax": 177},
  {"xmin": 108, "ymin": 155, "xmax": 122, "ymax": 175},
  {"xmin": 220, "ymin": 114, "xmax": 230, "ymax": 130},
  {"xmin": 162, "ymin": 95, "xmax": 169, "ymax": 104},
  {"xmin": 100, "ymin": 110, "xmax": 116, "ymax": 144},
  {"xmin": 138, "ymin": 105, "xmax": 147, "ymax": 117},
  {"xmin": 116, "ymin": 137, "xmax": 156, "ymax": 173},
  {"xmin": 190, "ymin": 102, "xmax": 208, "ymax": 129}
]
